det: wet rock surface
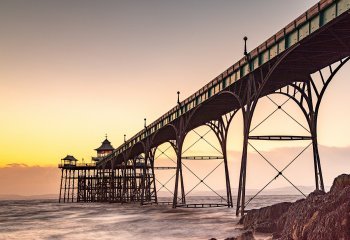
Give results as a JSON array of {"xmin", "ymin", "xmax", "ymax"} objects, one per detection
[
  {"xmin": 209, "ymin": 230, "xmax": 255, "ymax": 240},
  {"xmin": 225, "ymin": 230, "xmax": 255, "ymax": 240},
  {"xmin": 239, "ymin": 202, "xmax": 292, "ymax": 233},
  {"xmin": 240, "ymin": 174, "xmax": 350, "ymax": 240}
]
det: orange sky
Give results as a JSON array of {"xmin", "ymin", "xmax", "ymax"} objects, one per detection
[{"xmin": 1, "ymin": 0, "xmax": 350, "ymax": 195}]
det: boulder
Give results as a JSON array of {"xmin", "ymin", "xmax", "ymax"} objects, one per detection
[
  {"xmin": 239, "ymin": 202, "xmax": 292, "ymax": 233},
  {"xmin": 209, "ymin": 231, "xmax": 255, "ymax": 240},
  {"xmin": 224, "ymin": 230, "xmax": 255, "ymax": 240},
  {"xmin": 330, "ymin": 173, "xmax": 350, "ymax": 192}
]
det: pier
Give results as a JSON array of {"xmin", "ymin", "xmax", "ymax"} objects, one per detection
[{"xmin": 59, "ymin": 0, "xmax": 350, "ymax": 216}]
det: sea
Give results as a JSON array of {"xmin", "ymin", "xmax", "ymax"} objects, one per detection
[{"xmin": 0, "ymin": 195, "xmax": 302, "ymax": 240}]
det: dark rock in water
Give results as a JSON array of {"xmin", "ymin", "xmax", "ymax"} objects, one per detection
[
  {"xmin": 239, "ymin": 202, "xmax": 292, "ymax": 233},
  {"xmin": 224, "ymin": 230, "xmax": 255, "ymax": 240},
  {"xmin": 239, "ymin": 174, "xmax": 350, "ymax": 240},
  {"xmin": 209, "ymin": 231, "xmax": 255, "ymax": 240},
  {"xmin": 275, "ymin": 174, "xmax": 350, "ymax": 240}
]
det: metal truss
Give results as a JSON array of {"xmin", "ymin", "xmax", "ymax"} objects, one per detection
[
  {"xmin": 236, "ymin": 44, "xmax": 304, "ymax": 216},
  {"xmin": 273, "ymin": 56, "xmax": 350, "ymax": 193},
  {"xmin": 235, "ymin": 55, "xmax": 350, "ymax": 216},
  {"xmin": 153, "ymin": 143, "xmax": 178, "ymax": 204},
  {"xmin": 169, "ymin": 110, "xmax": 237, "ymax": 208}
]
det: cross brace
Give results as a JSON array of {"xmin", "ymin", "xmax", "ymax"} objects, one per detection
[{"xmin": 248, "ymin": 135, "xmax": 312, "ymax": 141}]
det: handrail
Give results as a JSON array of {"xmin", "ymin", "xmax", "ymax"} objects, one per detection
[{"xmin": 58, "ymin": 163, "xmax": 96, "ymax": 168}]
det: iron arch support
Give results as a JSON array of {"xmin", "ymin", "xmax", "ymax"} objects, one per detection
[
  {"xmin": 272, "ymin": 92, "xmax": 310, "ymax": 124},
  {"xmin": 314, "ymin": 57, "xmax": 350, "ymax": 123},
  {"xmin": 236, "ymin": 44, "xmax": 299, "ymax": 216},
  {"xmin": 172, "ymin": 105, "xmax": 200, "ymax": 208},
  {"xmin": 206, "ymin": 110, "xmax": 239, "ymax": 208}
]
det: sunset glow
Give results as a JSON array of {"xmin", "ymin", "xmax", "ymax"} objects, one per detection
[{"xmin": 1, "ymin": 0, "xmax": 350, "ymax": 196}]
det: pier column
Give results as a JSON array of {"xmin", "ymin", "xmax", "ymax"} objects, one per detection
[
  {"xmin": 173, "ymin": 135, "xmax": 185, "ymax": 208},
  {"xmin": 236, "ymin": 107, "xmax": 254, "ymax": 216},
  {"xmin": 307, "ymin": 80, "xmax": 325, "ymax": 192},
  {"xmin": 206, "ymin": 111, "xmax": 238, "ymax": 208},
  {"xmin": 59, "ymin": 168, "xmax": 63, "ymax": 203},
  {"xmin": 150, "ymin": 150, "xmax": 158, "ymax": 204},
  {"xmin": 141, "ymin": 150, "xmax": 150, "ymax": 205},
  {"xmin": 172, "ymin": 117, "xmax": 189, "ymax": 208},
  {"xmin": 121, "ymin": 152, "xmax": 130, "ymax": 203},
  {"xmin": 109, "ymin": 160, "xmax": 115, "ymax": 203}
]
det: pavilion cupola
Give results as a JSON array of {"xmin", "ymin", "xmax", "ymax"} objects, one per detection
[
  {"xmin": 93, "ymin": 135, "xmax": 114, "ymax": 161},
  {"xmin": 61, "ymin": 155, "xmax": 78, "ymax": 166}
]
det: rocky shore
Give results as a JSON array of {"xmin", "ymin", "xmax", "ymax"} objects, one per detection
[
  {"xmin": 238, "ymin": 174, "xmax": 350, "ymax": 240},
  {"xmin": 210, "ymin": 174, "xmax": 350, "ymax": 240}
]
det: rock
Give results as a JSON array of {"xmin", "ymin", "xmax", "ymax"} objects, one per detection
[
  {"xmin": 237, "ymin": 174, "xmax": 350, "ymax": 240},
  {"xmin": 210, "ymin": 231, "xmax": 255, "ymax": 240},
  {"xmin": 330, "ymin": 173, "xmax": 350, "ymax": 192},
  {"xmin": 274, "ymin": 174, "xmax": 350, "ymax": 240},
  {"xmin": 224, "ymin": 230, "xmax": 255, "ymax": 240},
  {"xmin": 240, "ymin": 202, "xmax": 292, "ymax": 233}
]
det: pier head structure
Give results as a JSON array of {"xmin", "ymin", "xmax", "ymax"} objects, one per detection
[{"xmin": 59, "ymin": 0, "xmax": 350, "ymax": 215}]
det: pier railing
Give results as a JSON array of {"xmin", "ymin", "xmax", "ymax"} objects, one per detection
[{"xmin": 58, "ymin": 163, "xmax": 96, "ymax": 168}]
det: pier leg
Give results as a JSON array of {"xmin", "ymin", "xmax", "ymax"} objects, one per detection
[
  {"xmin": 121, "ymin": 160, "xmax": 127, "ymax": 203},
  {"xmin": 141, "ymin": 152, "xmax": 149, "ymax": 205},
  {"xmin": 151, "ymin": 156, "xmax": 158, "ymax": 204},
  {"xmin": 236, "ymin": 132, "xmax": 249, "ymax": 216},
  {"xmin": 223, "ymin": 144, "xmax": 233, "ymax": 208},
  {"xmin": 236, "ymin": 81, "xmax": 255, "ymax": 216},
  {"xmin": 179, "ymin": 163, "xmax": 185, "ymax": 204},
  {"xmin": 67, "ymin": 169, "xmax": 71, "ymax": 202},
  {"xmin": 207, "ymin": 112, "xmax": 237, "ymax": 208},
  {"xmin": 173, "ymin": 138, "xmax": 184, "ymax": 208},
  {"xmin": 59, "ymin": 168, "xmax": 63, "ymax": 203},
  {"xmin": 72, "ymin": 170, "xmax": 75, "ymax": 202}
]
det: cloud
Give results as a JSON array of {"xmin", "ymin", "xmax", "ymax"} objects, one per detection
[
  {"xmin": 6, "ymin": 163, "xmax": 29, "ymax": 168},
  {"xmin": 0, "ymin": 165, "xmax": 60, "ymax": 196}
]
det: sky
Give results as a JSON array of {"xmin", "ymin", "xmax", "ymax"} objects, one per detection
[{"xmin": 1, "ymin": 0, "xmax": 350, "ymax": 196}]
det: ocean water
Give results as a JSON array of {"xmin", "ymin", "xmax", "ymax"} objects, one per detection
[{"xmin": 0, "ymin": 195, "xmax": 302, "ymax": 240}]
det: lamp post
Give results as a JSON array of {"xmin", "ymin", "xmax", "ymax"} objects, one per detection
[{"xmin": 243, "ymin": 36, "xmax": 248, "ymax": 57}]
